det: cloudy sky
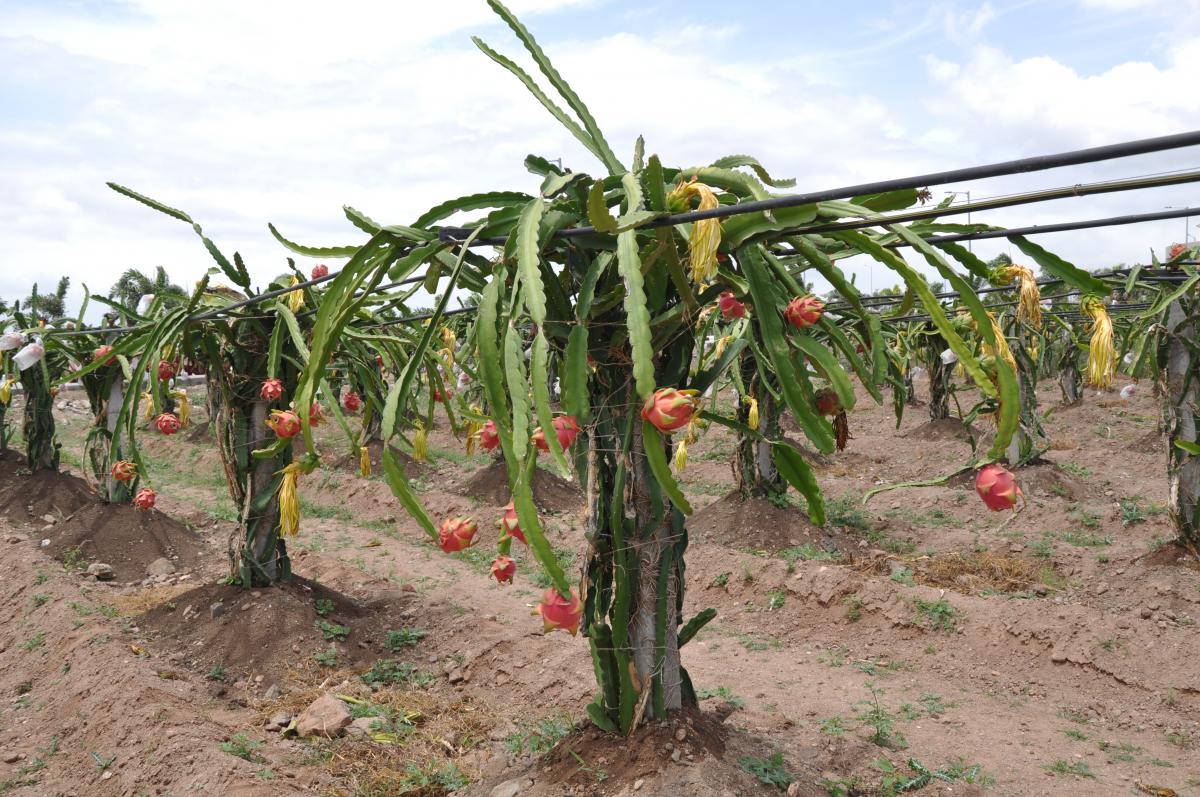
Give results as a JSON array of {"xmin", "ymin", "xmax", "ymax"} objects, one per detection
[{"xmin": 2, "ymin": 0, "xmax": 1199, "ymax": 314}]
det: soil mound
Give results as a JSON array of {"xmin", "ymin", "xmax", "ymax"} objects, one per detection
[
  {"xmin": 1017, "ymin": 461, "xmax": 1083, "ymax": 500},
  {"xmin": 0, "ymin": 519, "xmax": 317, "ymax": 797},
  {"xmin": 42, "ymin": 502, "xmax": 210, "ymax": 581},
  {"xmin": 454, "ymin": 460, "xmax": 582, "ymax": 513},
  {"xmin": 330, "ymin": 438, "xmax": 428, "ymax": 479},
  {"xmin": 902, "ymin": 417, "xmax": 971, "ymax": 441},
  {"xmin": 477, "ymin": 708, "xmax": 827, "ymax": 797},
  {"xmin": 0, "ymin": 453, "xmax": 95, "ymax": 524},
  {"xmin": 1126, "ymin": 428, "xmax": 1165, "ymax": 454},
  {"xmin": 688, "ymin": 491, "xmax": 833, "ymax": 554},
  {"xmin": 184, "ymin": 422, "xmax": 213, "ymax": 442},
  {"xmin": 138, "ymin": 576, "xmax": 417, "ymax": 684}
]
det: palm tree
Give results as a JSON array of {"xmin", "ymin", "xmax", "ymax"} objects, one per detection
[
  {"xmin": 108, "ymin": 267, "xmax": 185, "ymax": 315},
  {"xmin": 23, "ymin": 277, "xmax": 70, "ymax": 321}
]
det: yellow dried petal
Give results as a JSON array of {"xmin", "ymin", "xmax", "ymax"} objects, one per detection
[
  {"xmin": 999, "ymin": 264, "xmax": 1041, "ymax": 329},
  {"xmin": 673, "ymin": 439, "xmax": 688, "ymax": 472},
  {"xmin": 413, "ymin": 424, "xmax": 428, "ymax": 463},
  {"xmin": 746, "ymin": 396, "xmax": 759, "ymax": 431},
  {"xmin": 275, "ymin": 462, "xmax": 304, "ymax": 537},
  {"xmin": 1082, "ymin": 296, "xmax": 1115, "ymax": 390},
  {"xmin": 171, "ymin": 389, "xmax": 190, "ymax": 427},
  {"xmin": 286, "ymin": 276, "xmax": 304, "ymax": 313},
  {"xmin": 667, "ymin": 179, "xmax": 723, "ymax": 283}
]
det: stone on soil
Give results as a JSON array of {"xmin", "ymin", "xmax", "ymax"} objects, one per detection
[
  {"xmin": 146, "ymin": 557, "xmax": 176, "ymax": 576},
  {"xmin": 295, "ymin": 694, "xmax": 352, "ymax": 738},
  {"xmin": 86, "ymin": 562, "xmax": 114, "ymax": 581}
]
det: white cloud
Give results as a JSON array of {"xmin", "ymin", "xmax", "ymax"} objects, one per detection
[
  {"xmin": 1079, "ymin": 0, "xmax": 1162, "ymax": 9},
  {"xmin": 943, "ymin": 2, "xmax": 996, "ymax": 40},
  {"xmin": 1, "ymin": 0, "xmax": 1198, "ymax": 314},
  {"xmin": 925, "ymin": 40, "xmax": 1200, "ymax": 147}
]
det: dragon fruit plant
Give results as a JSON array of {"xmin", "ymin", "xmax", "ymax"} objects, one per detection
[{"xmin": 282, "ymin": 1, "xmax": 1059, "ymax": 736}]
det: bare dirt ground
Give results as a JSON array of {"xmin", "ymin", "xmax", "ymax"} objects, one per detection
[{"xmin": 0, "ymin": 373, "xmax": 1197, "ymax": 797}]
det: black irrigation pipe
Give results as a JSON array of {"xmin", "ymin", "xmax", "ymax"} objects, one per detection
[
  {"xmin": 438, "ymin": 129, "xmax": 1200, "ymax": 246},
  {"xmin": 883, "ymin": 205, "xmax": 1200, "ymax": 248},
  {"xmin": 363, "ymin": 305, "xmax": 478, "ymax": 328},
  {"xmin": 753, "ymin": 169, "xmax": 1200, "ymax": 241},
  {"xmin": 888, "ymin": 302, "xmax": 1156, "ymax": 325},
  {"xmin": 771, "ymin": 206, "xmax": 1200, "ymax": 257},
  {"xmin": 823, "ymin": 266, "xmax": 1191, "ymax": 313},
  {"xmin": 33, "ymin": 131, "xmax": 1200, "ymax": 339},
  {"xmin": 42, "ymin": 268, "xmax": 430, "ymax": 339}
]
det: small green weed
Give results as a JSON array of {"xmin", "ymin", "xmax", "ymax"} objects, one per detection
[
  {"xmin": 766, "ymin": 590, "xmax": 786, "ymax": 611},
  {"xmin": 1120, "ymin": 499, "xmax": 1147, "ymax": 526},
  {"xmin": 1059, "ymin": 462, "xmax": 1091, "ymax": 477},
  {"xmin": 61, "ymin": 546, "xmax": 90, "ymax": 571},
  {"xmin": 314, "ymin": 598, "xmax": 334, "ymax": 616},
  {"xmin": 316, "ymin": 620, "xmax": 349, "ymax": 641},
  {"xmin": 314, "ymin": 648, "xmax": 339, "ymax": 667},
  {"xmin": 21, "ymin": 632, "xmax": 45, "ymax": 652},
  {"xmin": 1097, "ymin": 739, "xmax": 1141, "ymax": 763},
  {"xmin": 918, "ymin": 693, "xmax": 950, "ymax": 716},
  {"xmin": 738, "ymin": 751, "xmax": 793, "ymax": 790},
  {"xmin": 854, "ymin": 681, "xmax": 907, "ymax": 750},
  {"xmin": 818, "ymin": 716, "xmax": 846, "ymax": 735},
  {"xmin": 384, "ymin": 628, "xmax": 427, "ymax": 651},
  {"xmin": 820, "ymin": 645, "xmax": 849, "ymax": 667},
  {"xmin": 394, "ymin": 762, "xmax": 468, "ymax": 793},
  {"xmin": 1067, "ymin": 505, "xmax": 1102, "ymax": 528},
  {"xmin": 505, "ymin": 714, "xmax": 573, "ymax": 757},
  {"xmin": 1057, "ymin": 707, "xmax": 1089, "ymax": 724},
  {"xmin": 696, "ymin": 686, "xmax": 746, "ymax": 709},
  {"xmin": 90, "ymin": 753, "xmax": 116, "ymax": 771},
  {"xmin": 845, "ymin": 596, "xmax": 864, "ymax": 623},
  {"xmin": 220, "ymin": 734, "xmax": 263, "ymax": 763},
  {"xmin": 1043, "ymin": 760, "xmax": 1095, "ymax": 778},
  {"xmin": 913, "ymin": 599, "xmax": 958, "ymax": 632},
  {"xmin": 1029, "ymin": 534, "xmax": 1056, "ymax": 560},
  {"xmin": 1061, "ymin": 532, "xmax": 1112, "ymax": 548},
  {"xmin": 206, "ymin": 665, "xmax": 227, "ymax": 682},
  {"xmin": 360, "ymin": 659, "xmax": 435, "ymax": 688},
  {"xmin": 778, "ymin": 544, "xmax": 838, "ymax": 570},
  {"xmin": 738, "ymin": 633, "xmax": 782, "ymax": 652}
]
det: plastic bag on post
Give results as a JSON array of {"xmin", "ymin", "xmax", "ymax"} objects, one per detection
[{"xmin": 0, "ymin": 332, "xmax": 23, "ymax": 352}]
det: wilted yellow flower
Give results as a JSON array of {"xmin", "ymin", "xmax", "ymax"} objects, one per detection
[
  {"xmin": 673, "ymin": 439, "xmax": 688, "ymax": 472},
  {"xmin": 171, "ymin": 389, "xmax": 190, "ymax": 427},
  {"xmin": 359, "ymin": 445, "xmax": 372, "ymax": 477},
  {"xmin": 667, "ymin": 179, "xmax": 722, "ymax": 283},
  {"xmin": 275, "ymin": 462, "xmax": 305, "ymax": 537},
  {"xmin": 713, "ymin": 335, "xmax": 733, "ymax": 360},
  {"xmin": 413, "ymin": 423, "xmax": 428, "ymax": 463},
  {"xmin": 141, "ymin": 391, "xmax": 154, "ymax": 421},
  {"xmin": 745, "ymin": 396, "xmax": 759, "ymax": 431},
  {"xmin": 994, "ymin": 263, "xmax": 1041, "ymax": 329},
  {"xmin": 286, "ymin": 276, "xmax": 304, "ymax": 313},
  {"xmin": 465, "ymin": 416, "xmax": 482, "ymax": 456},
  {"xmin": 0, "ymin": 376, "xmax": 17, "ymax": 404},
  {"xmin": 982, "ymin": 313, "xmax": 1017, "ymax": 376},
  {"xmin": 1082, "ymin": 296, "xmax": 1115, "ymax": 390}
]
